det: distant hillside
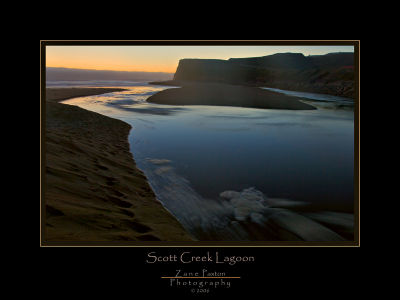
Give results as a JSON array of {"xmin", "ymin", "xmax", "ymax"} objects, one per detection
[
  {"xmin": 47, "ymin": 67, "xmax": 173, "ymax": 82},
  {"xmin": 228, "ymin": 52, "xmax": 354, "ymax": 70},
  {"xmin": 229, "ymin": 53, "xmax": 315, "ymax": 70},
  {"xmin": 309, "ymin": 52, "xmax": 354, "ymax": 68},
  {"xmin": 172, "ymin": 52, "xmax": 355, "ymax": 98}
]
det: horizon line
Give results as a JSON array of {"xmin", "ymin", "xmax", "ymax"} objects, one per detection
[{"xmin": 46, "ymin": 66, "xmax": 174, "ymax": 74}]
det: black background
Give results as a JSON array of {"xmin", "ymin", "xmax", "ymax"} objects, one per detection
[
  {"xmin": 41, "ymin": 246, "xmax": 360, "ymax": 296},
  {"xmin": 40, "ymin": 15, "xmax": 361, "ymax": 292}
]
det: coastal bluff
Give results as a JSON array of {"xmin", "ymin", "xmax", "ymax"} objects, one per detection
[
  {"xmin": 44, "ymin": 88, "xmax": 192, "ymax": 242},
  {"xmin": 152, "ymin": 52, "xmax": 355, "ymax": 98}
]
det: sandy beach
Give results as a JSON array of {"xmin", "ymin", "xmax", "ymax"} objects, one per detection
[
  {"xmin": 147, "ymin": 83, "xmax": 316, "ymax": 110},
  {"xmin": 44, "ymin": 88, "xmax": 192, "ymax": 242}
]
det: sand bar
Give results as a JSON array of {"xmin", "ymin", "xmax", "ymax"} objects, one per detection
[{"xmin": 147, "ymin": 83, "xmax": 316, "ymax": 110}]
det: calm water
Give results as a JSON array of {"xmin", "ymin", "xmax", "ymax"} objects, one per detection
[{"xmin": 60, "ymin": 82, "xmax": 354, "ymax": 239}]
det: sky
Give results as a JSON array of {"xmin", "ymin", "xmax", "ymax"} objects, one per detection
[{"xmin": 46, "ymin": 45, "xmax": 354, "ymax": 73}]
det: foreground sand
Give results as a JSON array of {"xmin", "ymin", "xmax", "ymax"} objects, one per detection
[
  {"xmin": 147, "ymin": 82, "xmax": 316, "ymax": 110},
  {"xmin": 44, "ymin": 88, "xmax": 192, "ymax": 242}
]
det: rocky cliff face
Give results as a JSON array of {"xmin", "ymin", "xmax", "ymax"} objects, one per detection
[
  {"xmin": 173, "ymin": 59, "xmax": 258, "ymax": 84},
  {"xmin": 173, "ymin": 53, "xmax": 355, "ymax": 98}
]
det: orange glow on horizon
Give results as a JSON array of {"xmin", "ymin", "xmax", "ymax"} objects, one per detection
[
  {"xmin": 46, "ymin": 45, "xmax": 354, "ymax": 74},
  {"xmin": 46, "ymin": 46, "xmax": 180, "ymax": 73},
  {"xmin": 46, "ymin": 64, "xmax": 177, "ymax": 73}
]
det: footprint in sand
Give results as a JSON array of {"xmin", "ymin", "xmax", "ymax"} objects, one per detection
[
  {"xmin": 95, "ymin": 164, "xmax": 109, "ymax": 171},
  {"xmin": 46, "ymin": 205, "xmax": 65, "ymax": 217},
  {"xmin": 123, "ymin": 220, "xmax": 152, "ymax": 233},
  {"xmin": 119, "ymin": 209, "xmax": 135, "ymax": 218},
  {"xmin": 107, "ymin": 196, "xmax": 132, "ymax": 208}
]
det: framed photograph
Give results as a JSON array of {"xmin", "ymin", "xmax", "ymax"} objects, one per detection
[{"xmin": 40, "ymin": 39, "xmax": 360, "ymax": 293}]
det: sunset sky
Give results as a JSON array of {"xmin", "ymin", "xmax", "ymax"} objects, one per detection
[{"xmin": 46, "ymin": 45, "xmax": 354, "ymax": 73}]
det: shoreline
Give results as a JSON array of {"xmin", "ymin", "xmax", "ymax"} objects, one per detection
[
  {"xmin": 45, "ymin": 87, "xmax": 128, "ymax": 103},
  {"xmin": 44, "ymin": 87, "xmax": 192, "ymax": 241}
]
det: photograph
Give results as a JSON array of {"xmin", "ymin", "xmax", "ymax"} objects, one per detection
[{"xmin": 40, "ymin": 40, "xmax": 359, "ymax": 246}]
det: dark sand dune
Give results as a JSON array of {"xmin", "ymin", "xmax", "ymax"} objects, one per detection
[
  {"xmin": 44, "ymin": 88, "xmax": 192, "ymax": 242},
  {"xmin": 147, "ymin": 83, "xmax": 316, "ymax": 110}
]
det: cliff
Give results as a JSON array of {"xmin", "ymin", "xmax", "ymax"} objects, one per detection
[
  {"xmin": 173, "ymin": 59, "xmax": 259, "ymax": 84},
  {"xmin": 170, "ymin": 52, "xmax": 355, "ymax": 98}
]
